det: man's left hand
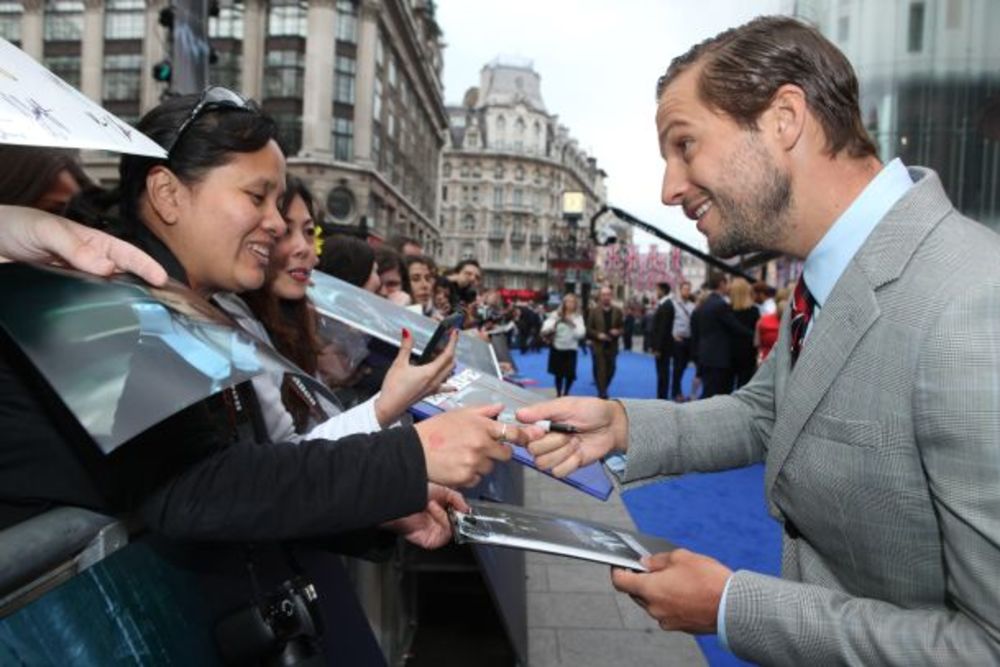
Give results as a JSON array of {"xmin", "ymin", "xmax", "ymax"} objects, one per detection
[{"xmin": 611, "ymin": 548, "xmax": 732, "ymax": 634}]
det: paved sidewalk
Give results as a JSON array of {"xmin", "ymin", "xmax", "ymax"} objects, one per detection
[{"xmin": 521, "ymin": 465, "xmax": 707, "ymax": 667}]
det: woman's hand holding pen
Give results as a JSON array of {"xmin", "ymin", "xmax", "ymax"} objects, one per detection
[{"xmin": 516, "ymin": 397, "xmax": 629, "ymax": 477}]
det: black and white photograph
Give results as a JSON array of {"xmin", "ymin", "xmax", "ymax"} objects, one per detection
[{"xmin": 452, "ymin": 501, "xmax": 651, "ymax": 571}]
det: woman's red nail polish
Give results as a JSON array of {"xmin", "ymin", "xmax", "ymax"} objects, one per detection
[{"xmin": 402, "ymin": 328, "xmax": 410, "ymax": 339}]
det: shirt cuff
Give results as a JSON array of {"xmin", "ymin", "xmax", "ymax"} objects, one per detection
[
  {"xmin": 306, "ymin": 394, "xmax": 383, "ymax": 441},
  {"xmin": 717, "ymin": 574, "xmax": 734, "ymax": 653}
]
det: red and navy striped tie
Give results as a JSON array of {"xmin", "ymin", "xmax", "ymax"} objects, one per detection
[{"xmin": 789, "ymin": 278, "xmax": 815, "ymax": 366}]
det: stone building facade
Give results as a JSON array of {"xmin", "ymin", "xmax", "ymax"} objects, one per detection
[
  {"xmin": 440, "ymin": 59, "xmax": 606, "ymax": 293},
  {"xmin": 0, "ymin": 0, "xmax": 448, "ymax": 252}
]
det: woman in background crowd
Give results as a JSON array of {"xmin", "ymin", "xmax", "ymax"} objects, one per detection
[
  {"xmin": 404, "ymin": 254, "xmax": 437, "ymax": 318},
  {"xmin": 0, "ymin": 145, "xmax": 92, "ymax": 214},
  {"xmin": 432, "ymin": 275, "xmax": 457, "ymax": 319},
  {"xmin": 375, "ymin": 246, "xmax": 411, "ymax": 306},
  {"xmin": 755, "ymin": 289, "xmax": 790, "ymax": 363},
  {"xmin": 541, "ymin": 293, "xmax": 586, "ymax": 397},
  {"xmin": 729, "ymin": 277, "xmax": 760, "ymax": 389},
  {"xmin": 238, "ymin": 176, "xmax": 449, "ymax": 440}
]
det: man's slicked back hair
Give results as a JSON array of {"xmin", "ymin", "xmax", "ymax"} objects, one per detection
[{"xmin": 656, "ymin": 16, "xmax": 877, "ymax": 159}]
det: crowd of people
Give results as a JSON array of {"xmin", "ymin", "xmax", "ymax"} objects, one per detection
[{"xmin": 1, "ymin": 12, "xmax": 998, "ymax": 666}]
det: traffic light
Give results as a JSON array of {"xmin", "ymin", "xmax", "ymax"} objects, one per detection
[{"xmin": 151, "ymin": 59, "xmax": 172, "ymax": 83}]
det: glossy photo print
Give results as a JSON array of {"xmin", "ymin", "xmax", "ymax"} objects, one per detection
[{"xmin": 0, "ymin": 263, "xmax": 331, "ymax": 454}]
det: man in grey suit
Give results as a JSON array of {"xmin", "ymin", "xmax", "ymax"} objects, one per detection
[{"xmin": 518, "ymin": 16, "xmax": 1000, "ymax": 666}]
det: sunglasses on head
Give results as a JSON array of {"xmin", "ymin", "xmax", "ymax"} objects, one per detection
[{"xmin": 165, "ymin": 86, "xmax": 259, "ymax": 156}]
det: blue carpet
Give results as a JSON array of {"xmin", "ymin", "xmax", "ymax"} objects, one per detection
[{"xmin": 511, "ymin": 346, "xmax": 781, "ymax": 667}]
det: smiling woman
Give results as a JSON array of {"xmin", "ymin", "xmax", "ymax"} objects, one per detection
[{"xmin": 116, "ymin": 87, "xmax": 286, "ymax": 296}]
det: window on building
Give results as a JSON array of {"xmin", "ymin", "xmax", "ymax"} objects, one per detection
[
  {"xmin": 334, "ymin": 54, "xmax": 356, "ymax": 104},
  {"xmin": 443, "ymin": 162, "xmax": 451, "ymax": 177},
  {"xmin": 0, "ymin": 2, "xmax": 23, "ymax": 44},
  {"xmin": 471, "ymin": 186, "xmax": 479, "ymax": 203},
  {"xmin": 907, "ymin": 2, "xmax": 925, "ymax": 52},
  {"xmin": 946, "ymin": 0, "xmax": 962, "ymax": 29},
  {"xmin": 462, "ymin": 214, "xmax": 475, "ymax": 232},
  {"xmin": 272, "ymin": 112, "xmax": 302, "ymax": 155},
  {"xmin": 45, "ymin": 54, "xmax": 81, "ymax": 90},
  {"xmin": 461, "ymin": 243, "xmax": 475, "ymax": 260},
  {"xmin": 333, "ymin": 117, "xmax": 353, "ymax": 161},
  {"xmin": 210, "ymin": 2, "xmax": 244, "ymax": 39},
  {"xmin": 442, "ymin": 186, "xmax": 448, "ymax": 202},
  {"xmin": 372, "ymin": 126, "xmax": 382, "ymax": 166},
  {"xmin": 102, "ymin": 53, "xmax": 142, "ymax": 101},
  {"xmin": 514, "ymin": 166, "xmax": 525, "ymax": 181},
  {"xmin": 44, "ymin": 1, "xmax": 84, "ymax": 41},
  {"xmin": 837, "ymin": 15, "xmax": 849, "ymax": 42},
  {"xmin": 373, "ymin": 77, "xmax": 383, "ymax": 119},
  {"xmin": 461, "ymin": 185, "xmax": 469, "ymax": 201},
  {"xmin": 511, "ymin": 247, "xmax": 523, "ymax": 265},
  {"xmin": 336, "ymin": 0, "xmax": 357, "ymax": 43},
  {"xmin": 209, "ymin": 49, "xmax": 242, "ymax": 91},
  {"xmin": 494, "ymin": 163, "xmax": 504, "ymax": 179},
  {"xmin": 104, "ymin": 0, "xmax": 144, "ymax": 40},
  {"xmin": 489, "ymin": 243, "xmax": 502, "ymax": 263},
  {"xmin": 375, "ymin": 30, "xmax": 385, "ymax": 67},
  {"xmin": 513, "ymin": 188, "xmax": 523, "ymax": 206},
  {"xmin": 264, "ymin": 50, "xmax": 305, "ymax": 98},
  {"xmin": 496, "ymin": 115, "xmax": 506, "ymax": 147},
  {"xmin": 388, "ymin": 54, "xmax": 398, "ymax": 88},
  {"xmin": 493, "ymin": 186, "xmax": 503, "ymax": 206},
  {"xmin": 268, "ymin": 0, "xmax": 308, "ymax": 38}
]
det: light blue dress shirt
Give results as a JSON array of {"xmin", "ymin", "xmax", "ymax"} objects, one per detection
[{"xmin": 715, "ymin": 158, "xmax": 913, "ymax": 652}]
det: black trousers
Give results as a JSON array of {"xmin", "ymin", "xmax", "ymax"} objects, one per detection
[
  {"xmin": 593, "ymin": 345, "xmax": 618, "ymax": 398},
  {"xmin": 671, "ymin": 337, "xmax": 691, "ymax": 399},
  {"xmin": 700, "ymin": 366, "xmax": 734, "ymax": 399},
  {"xmin": 655, "ymin": 351, "xmax": 672, "ymax": 400}
]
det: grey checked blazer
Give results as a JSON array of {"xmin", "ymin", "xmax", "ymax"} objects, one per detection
[{"xmin": 620, "ymin": 168, "xmax": 1000, "ymax": 665}]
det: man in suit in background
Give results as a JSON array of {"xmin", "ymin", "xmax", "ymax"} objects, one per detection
[
  {"xmin": 519, "ymin": 15, "xmax": 1000, "ymax": 665},
  {"xmin": 669, "ymin": 280, "xmax": 695, "ymax": 401},
  {"xmin": 650, "ymin": 282, "xmax": 675, "ymax": 399},
  {"xmin": 586, "ymin": 285, "xmax": 623, "ymax": 399},
  {"xmin": 690, "ymin": 272, "xmax": 752, "ymax": 398}
]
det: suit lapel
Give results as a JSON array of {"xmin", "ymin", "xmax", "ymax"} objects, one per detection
[
  {"xmin": 764, "ymin": 167, "xmax": 953, "ymax": 499},
  {"xmin": 765, "ymin": 261, "xmax": 880, "ymax": 497}
]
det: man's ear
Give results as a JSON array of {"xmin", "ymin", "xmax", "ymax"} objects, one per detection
[
  {"xmin": 145, "ymin": 165, "xmax": 184, "ymax": 226},
  {"xmin": 770, "ymin": 83, "xmax": 807, "ymax": 152}
]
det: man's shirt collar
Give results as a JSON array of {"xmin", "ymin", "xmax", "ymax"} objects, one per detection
[{"xmin": 803, "ymin": 158, "xmax": 913, "ymax": 308}]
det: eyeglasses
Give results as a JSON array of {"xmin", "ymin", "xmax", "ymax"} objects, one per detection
[{"xmin": 164, "ymin": 86, "xmax": 259, "ymax": 156}]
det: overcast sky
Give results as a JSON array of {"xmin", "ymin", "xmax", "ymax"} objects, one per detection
[{"xmin": 435, "ymin": 0, "xmax": 785, "ymax": 250}]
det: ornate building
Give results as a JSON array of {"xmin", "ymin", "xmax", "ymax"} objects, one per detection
[
  {"xmin": 0, "ymin": 0, "xmax": 448, "ymax": 251},
  {"xmin": 439, "ymin": 58, "xmax": 606, "ymax": 294}
]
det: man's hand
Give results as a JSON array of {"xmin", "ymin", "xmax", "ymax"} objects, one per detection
[
  {"xmin": 375, "ymin": 328, "xmax": 457, "ymax": 426},
  {"xmin": 611, "ymin": 549, "xmax": 732, "ymax": 634},
  {"xmin": 597, "ymin": 332, "xmax": 610, "ymax": 341},
  {"xmin": 0, "ymin": 205, "xmax": 167, "ymax": 285},
  {"xmin": 383, "ymin": 483, "xmax": 469, "ymax": 550},
  {"xmin": 516, "ymin": 397, "xmax": 628, "ymax": 477},
  {"xmin": 609, "ymin": 328, "xmax": 622, "ymax": 338},
  {"xmin": 414, "ymin": 404, "xmax": 521, "ymax": 487}
]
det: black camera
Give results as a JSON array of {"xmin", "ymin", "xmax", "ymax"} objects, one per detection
[{"xmin": 215, "ymin": 577, "xmax": 325, "ymax": 666}]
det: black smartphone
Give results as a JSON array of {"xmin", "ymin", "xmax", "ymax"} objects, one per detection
[{"xmin": 416, "ymin": 312, "xmax": 464, "ymax": 365}]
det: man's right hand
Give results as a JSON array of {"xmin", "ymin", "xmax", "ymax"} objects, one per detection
[
  {"xmin": 414, "ymin": 404, "xmax": 520, "ymax": 487},
  {"xmin": 516, "ymin": 397, "xmax": 628, "ymax": 477}
]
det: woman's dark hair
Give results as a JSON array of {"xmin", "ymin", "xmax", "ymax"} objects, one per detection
[
  {"xmin": 117, "ymin": 93, "xmax": 278, "ymax": 233},
  {"xmin": 656, "ymin": 16, "xmax": 877, "ymax": 159},
  {"xmin": 0, "ymin": 145, "xmax": 92, "ymax": 209},
  {"xmin": 374, "ymin": 246, "xmax": 410, "ymax": 295},
  {"xmin": 404, "ymin": 254, "xmax": 436, "ymax": 275},
  {"xmin": 242, "ymin": 175, "xmax": 321, "ymax": 432},
  {"xmin": 319, "ymin": 234, "xmax": 376, "ymax": 288}
]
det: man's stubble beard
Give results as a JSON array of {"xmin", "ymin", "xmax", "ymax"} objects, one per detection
[{"xmin": 707, "ymin": 133, "xmax": 793, "ymax": 259}]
